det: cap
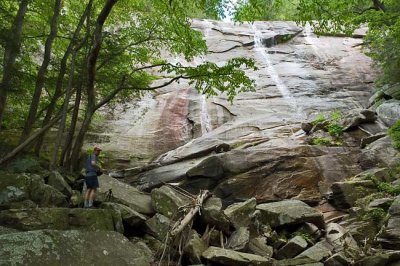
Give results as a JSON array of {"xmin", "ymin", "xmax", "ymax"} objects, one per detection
[{"xmin": 94, "ymin": 147, "xmax": 102, "ymax": 151}]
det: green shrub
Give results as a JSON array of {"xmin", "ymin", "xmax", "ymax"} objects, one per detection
[
  {"xmin": 330, "ymin": 110, "xmax": 342, "ymax": 122},
  {"xmin": 327, "ymin": 123, "xmax": 343, "ymax": 137},
  {"xmin": 311, "ymin": 137, "xmax": 331, "ymax": 146},
  {"xmin": 363, "ymin": 208, "xmax": 387, "ymax": 226},
  {"xmin": 312, "ymin": 114, "xmax": 326, "ymax": 125},
  {"xmin": 388, "ymin": 120, "xmax": 400, "ymax": 150},
  {"xmin": 377, "ymin": 182, "xmax": 400, "ymax": 196}
]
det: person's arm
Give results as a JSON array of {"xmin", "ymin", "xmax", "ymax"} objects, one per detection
[{"xmin": 90, "ymin": 155, "xmax": 101, "ymax": 170}]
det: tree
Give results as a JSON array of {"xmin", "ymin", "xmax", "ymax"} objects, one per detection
[
  {"xmin": 0, "ymin": 0, "xmax": 257, "ymax": 170},
  {"xmin": 0, "ymin": 0, "xmax": 29, "ymax": 130}
]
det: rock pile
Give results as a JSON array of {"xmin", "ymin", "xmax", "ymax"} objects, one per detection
[{"xmin": 1, "ymin": 170, "xmax": 391, "ymax": 265}]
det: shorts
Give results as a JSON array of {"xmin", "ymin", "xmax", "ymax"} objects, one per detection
[{"xmin": 85, "ymin": 175, "xmax": 99, "ymax": 189}]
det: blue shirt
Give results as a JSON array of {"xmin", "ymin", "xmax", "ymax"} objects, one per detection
[{"xmin": 85, "ymin": 154, "xmax": 98, "ymax": 177}]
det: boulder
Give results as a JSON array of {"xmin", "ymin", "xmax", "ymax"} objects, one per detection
[
  {"xmin": 377, "ymin": 195, "xmax": 400, "ymax": 249},
  {"xmin": 325, "ymin": 253, "xmax": 351, "ymax": 266},
  {"xmin": 368, "ymin": 198, "xmax": 394, "ymax": 211},
  {"xmin": 202, "ymin": 246, "xmax": 275, "ymax": 266},
  {"xmin": 0, "ymin": 225, "xmax": 19, "ymax": 235},
  {"xmin": 227, "ymin": 227, "xmax": 250, "ymax": 251},
  {"xmin": 256, "ymin": 200, "xmax": 325, "ymax": 229},
  {"xmin": 184, "ymin": 230, "xmax": 208, "ymax": 265},
  {"xmin": 151, "ymin": 185, "xmax": 191, "ymax": 218},
  {"xmin": 97, "ymin": 175, "xmax": 153, "ymax": 215},
  {"xmin": 360, "ymin": 133, "xmax": 386, "ymax": 148},
  {"xmin": 342, "ymin": 109, "xmax": 377, "ymax": 131},
  {"xmin": 0, "ymin": 208, "xmax": 123, "ymax": 233},
  {"xmin": 100, "ymin": 202, "xmax": 147, "ymax": 227},
  {"xmin": 376, "ymin": 99, "xmax": 400, "ymax": 127},
  {"xmin": 186, "ymin": 156, "xmax": 224, "ymax": 179},
  {"xmin": 361, "ymin": 136, "xmax": 400, "ymax": 169},
  {"xmin": 0, "ymin": 172, "xmax": 68, "ymax": 208},
  {"xmin": 47, "ymin": 171, "xmax": 73, "ymax": 197},
  {"xmin": 330, "ymin": 180, "xmax": 377, "ymax": 209},
  {"xmin": 276, "ymin": 257, "xmax": 322, "ymax": 266},
  {"xmin": 295, "ymin": 240, "xmax": 334, "ymax": 262},
  {"xmin": 144, "ymin": 213, "xmax": 170, "ymax": 241},
  {"xmin": 295, "ymin": 223, "xmax": 322, "ymax": 243},
  {"xmin": 381, "ymin": 83, "xmax": 400, "ymax": 100},
  {"xmin": 224, "ymin": 197, "xmax": 256, "ymax": 229},
  {"xmin": 276, "ymin": 236, "xmax": 308, "ymax": 259},
  {"xmin": 200, "ymin": 196, "xmax": 230, "ymax": 233},
  {"xmin": 325, "ymin": 223, "xmax": 358, "ymax": 252},
  {"xmin": 0, "ymin": 230, "xmax": 153, "ymax": 266},
  {"xmin": 248, "ymin": 236, "xmax": 273, "ymax": 258}
]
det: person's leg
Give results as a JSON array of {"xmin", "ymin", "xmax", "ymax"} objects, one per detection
[
  {"xmin": 88, "ymin": 188, "xmax": 97, "ymax": 207},
  {"xmin": 84, "ymin": 188, "xmax": 92, "ymax": 207}
]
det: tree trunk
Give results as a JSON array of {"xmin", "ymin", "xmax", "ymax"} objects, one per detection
[
  {"xmin": 20, "ymin": 0, "xmax": 62, "ymax": 143},
  {"xmin": 0, "ymin": 0, "xmax": 29, "ymax": 130},
  {"xmin": 34, "ymin": 0, "xmax": 93, "ymax": 154},
  {"xmin": 60, "ymin": 83, "xmax": 82, "ymax": 166},
  {"xmin": 67, "ymin": 0, "xmax": 118, "ymax": 171},
  {"xmin": 50, "ymin": 51, "xmax": 78, "ymax": 170}
]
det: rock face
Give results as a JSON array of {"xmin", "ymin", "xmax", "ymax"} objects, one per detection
[
  {"xmin": 0, "ymin": 230, "xmax": 153, "ymax": 266},
  {"xmin": 89, "ymin": 19, "xmax": 375, "ymax": 204}
]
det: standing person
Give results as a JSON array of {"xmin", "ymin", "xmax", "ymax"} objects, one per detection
[{"xmin": 84, "ymin": 147, "xmax": 102, "ymax": 208}]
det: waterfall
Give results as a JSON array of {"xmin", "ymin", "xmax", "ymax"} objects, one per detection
[
  {"xmin": 252, "ymin": 24, "xmax": 306, "ymax": 120},
  {"xmin": 198, "ymin": 19, "xmax": 213, "ymax": 135}
]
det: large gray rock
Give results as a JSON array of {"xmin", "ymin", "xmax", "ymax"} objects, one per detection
[
  {"xmin": 361, "ymin": 136, "xmax": 400, "ymax": 169},
  {"xmin": 0, "ymin": 208, "xmax": 123, "ymax": 233},
  {"xmin": 227, "ymin": 227, "xmax": 250, "ymax": 251},
  {"xmin": 376, "ymin": 99, "xmax": 400, "ymax": 127},
  {"xmin": 97, "ymin": 175, "xmax": 153, "ymax": 215},
  {"xmin": 276, "ymin": 236, "xmax": 308, "ymax": 259},
  {"xmin": 144, "ymin": 213, "xmax": 170, "ymax": 241},
  {"xmin": 184, "ymin": 230, "xmax": 208, "ymax": 265},
  {"xmin": 200, "ymin": 196, "xmax": 230, "ymax": 233},
  {"xmin": 295, "ymin": 240, "xmax": 334, "ymax": 262},
  {"xmin": 47, "ymin": 171, "xmax": 73, "ymax": 197},
  {"xmin": 202, "ymin": 246, "xmax": 275, "ymax": 266},
  {"xmin": 0, "ymin": 172, "xmax": 68, "ymax": 208},
  {"xmin": 256, "ymin": 200, "xmax": 325, "ymax": 229},
  {"xmin": 330, "ymin": 180, "xmax": 377, "ymax": 209},
  {"xmin": 100, "ymin": 202, "xmax": 147, "ymax": 227},
  {"xmin": 325, "ymin": 223, "xmax": 358, "ymax": 252},
  {"xmin": 0, "ymin": 230, "xmax": 153, "ymax": 266},
  {"xmin": 186, "ymin": 156, "xmax": 224, "ymax": 179},
  {"xmin": 151, "ymin": 185, "xmax": 191, "ymax": 218},
  {"xmin": 224, "ymin": 197, "xmax": 257, "ymax": 229}
]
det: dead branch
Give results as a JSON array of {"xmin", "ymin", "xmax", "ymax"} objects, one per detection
[{"xmin": 170, "ymin": 190, "xmax": 210, "ymax": 237}]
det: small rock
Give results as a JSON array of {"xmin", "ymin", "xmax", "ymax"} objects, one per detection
[
  {"xmin": 368, "ymin": 198, "xmax": 394, "ymax": 211},
  {"xmin": 325, "ymin": 253, "xmax": 351, "ymax": 266},
  {"xmin": 295, "ymin": 240, "xmax": 334, "ymax": 262},
  {"xmin": 144, "ymin": 213, "xmax": 170, "ymax": 241},
  {"xmin": 276, "ymin": 236, "xmax": 308, "ymax": 259},
  {"xmin": 184, "ymin": 230, "xmax": 208, "ymax": 265},
  {"xmin": 256, "ymin": 200, "xmax": 325, "ymax": 229},
  {"xmin": 227, "ymin": 227, "xmax": 250, "ymax": 251},
  {"xmin": 224, "ymin": 197, "xmax": 257, "ymax": 229},
  {"xmin": 202, "ymin": 246, "xmax": 275, "ymax": 266},
  {"xmin": 200, "ymin": 196, "xmax": 230, "ymax": 233},
  {"xmin": 248, "ymin": 236, "xmax": 273, "ymax": 258},
  {"xmin": 330, "ymin": 180, "xmax": 377, "ymax": 209}
]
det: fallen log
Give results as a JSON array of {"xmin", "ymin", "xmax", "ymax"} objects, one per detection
[{"xmin": 170, "ymin": 190, "xmax": 211, "ymax": 237}]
